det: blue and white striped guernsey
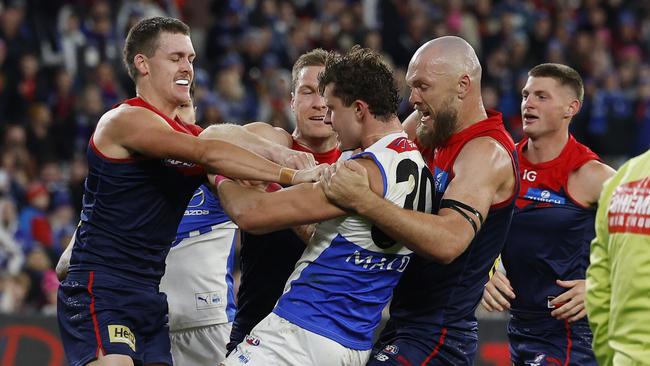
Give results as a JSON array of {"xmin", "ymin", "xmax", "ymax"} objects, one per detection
[{"xmin": 273, "ymin": 132, "xmax": 434, "ymax": 350}]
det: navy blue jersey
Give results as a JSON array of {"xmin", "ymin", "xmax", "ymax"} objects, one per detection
[
  {"xmin": 228, "ymin": 141, "xmax": 341, "ymax": 351},
  {"xmin": 502, "ymin": 135, "xmax": 599, "ymax": 316},
  {"xmin": 69, "ymin": 97, "xmax": 205, "ymax": 285},
  {"xmin": 173, "ymin": 184, "xmax": 232, "ymax": 244},
  {"xmin": 388, "ymin": 111, "xmax": 518, "ymax": 328}
]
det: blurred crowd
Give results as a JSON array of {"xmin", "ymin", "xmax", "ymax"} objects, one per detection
[{"xmin": 0, "ymin": 0, "xmax": 648, "ymax": 315}]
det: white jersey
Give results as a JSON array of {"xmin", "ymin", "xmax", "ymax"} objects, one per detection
[
  {"xmin": 273, "ymin": 132, "xmax": 433, "ymax": 350},
  {"xmin": 160, "ymin": 220, "xmax": 238, "ymax": 331}
]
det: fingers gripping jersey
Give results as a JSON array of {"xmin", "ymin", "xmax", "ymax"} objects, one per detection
[{"xmin": 273, "ymin": 132, "xmax": 433, "ymax": 350}]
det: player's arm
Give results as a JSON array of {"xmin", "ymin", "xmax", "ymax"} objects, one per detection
[
  {"xmin": 292, "ymin": 224, "xmax": 316, "ymax": 244},
  {"xmin": 551, "ymin": 160, "xmax": 615, "ymax": 321},
  {"xmin": 204, "ymin": 122, "xmax": 316, "ymax": 169},
  {"xmin": 217, "ymin": 158, "xmax": 383, "ymax": 234},
  {"xmin": 567, "ymin": 160, "xmax": 616, "ymax": 208},
  {"xmin": 98, "ymin": 107, "xmax": 317, "ymax": 184},
  {"xmin": 586, "ymin": 178, "xmax": 616, "ymax": 366},
  {"xmin": 322, "ymin": 137, "xmax": 515, "ymax": 264},
  {"xmin": 56, "ymin": 227, "xmax": 76, "ymax": 281}
]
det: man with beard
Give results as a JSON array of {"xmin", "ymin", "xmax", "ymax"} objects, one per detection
[
  {"xmin": 320, "ymin": 36, "xmax": 519, "ymax": 365},
  {"xmin": 218, "ymin": 46, "xmax": 433, "ymax": 365}
]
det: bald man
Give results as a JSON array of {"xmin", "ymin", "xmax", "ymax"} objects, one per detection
[{"xmin": 320, "ymin": 36, "xmax": 519, "ymax": 365}]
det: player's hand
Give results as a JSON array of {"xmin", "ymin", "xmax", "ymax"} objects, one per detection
[
  {"xmin": 292, "ymin": 164, "xmax": 330, "ymax": 184},
  {"xmin": 481, "ymin": 271, "xmax": 515, "ymax": 312},
  {"xmin": 320, "ymin": 159, "xmax": 372, "ymax": 211},
  {"xmin": 275, "ymin": 148, "xmax": 316, "ymax": 170},
  {"xmin": 550, "ymin": 279, "xmax": 587, "ymax": 322},
  {"xmin": 234, "ymin": 179, "xmax": 268, "ymax": 192}
]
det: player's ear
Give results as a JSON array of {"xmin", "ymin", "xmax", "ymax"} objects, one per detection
[
  {"xmin": 458, "ymin": 74, "xmax": 471, "ymax": 99},
  {"xmin": 134, "ymin": 54, "xmax": 149, "ymax": 77},
  {"xmin": 565, "ymin": 99, "xmax": 581, "ymax": 118},
  {"xmin": 354, "ymin": 100, "xmax": 367, "ymax": 119}
]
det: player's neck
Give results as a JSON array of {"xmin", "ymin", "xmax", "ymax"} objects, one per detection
[
  {"xmin": 525, "ymin": 130, "xmax": 569, "ymax": 164},
  {"xmin": 135, "ymin": 85, "xmax": 177, "ymax": 118},
  {"xmin": 293, "ymin": 134, "xmax": 338, "ymax": 153},
  {"xmin": 456, "ymin": 100, "xmax": 488, "ymax": 132},
  {"xmin": 361, "ymin": 117, "xmax": 403, "ymax": 149}
]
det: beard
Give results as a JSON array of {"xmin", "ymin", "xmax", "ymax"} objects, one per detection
[{"xmin": 416, "ymin": 102, "xmax": 458, "ymax": 149}]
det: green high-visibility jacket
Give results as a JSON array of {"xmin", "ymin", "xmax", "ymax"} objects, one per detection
[{"xmin": 587, "ymin": 149, "xmax": 650, "ymax": 366}]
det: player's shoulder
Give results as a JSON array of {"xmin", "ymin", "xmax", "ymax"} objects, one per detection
[
  {"xmin": 99, "ymin": 104, "xmax": 147, "ymax": 123},
  {"xmin": 460, "ymin": 136, "xmax": 512, "ymax": 165},
  {"xmin": 98, "ymin": 104, "xmax": 165, "ymax": 131},
  {"xmin": 246, "ymin": 121, "xmax": 292, "ymax": 146},
  {"xmin": 570, "ymin": 160, "xmax": 616, "ymax": 206},
  {"xmin": 573, "ymin": 160, "xmax": 615, "ymax": 187},
  {"xmin": 453, "ymin": 136, "xmax": 514, "ymax": 189}
]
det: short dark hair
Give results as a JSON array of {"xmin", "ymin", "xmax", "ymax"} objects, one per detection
[
  {"xmin": 123, "ymin": 17, "xmax": 190, "ymax": 81},
  {"xmin": 318, "ymin": 45, "xmax": 400, "ymax": 120},
  {"xmin": 528, "ymin": 63, "xmax": 584, "ymax": 103},
  {"xmin": 291, "ymin": 48, "xmax": 329, "ymax": 92}
]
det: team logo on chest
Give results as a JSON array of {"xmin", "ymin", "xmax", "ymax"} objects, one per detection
[
  {"xmin": 523, "ymin": 188, "xmax": 566, "ymax": 205},
  {"xmin": 522, "ymin": 169, "xmax": 537, "ymax": 182},
  {"xmin": 386, "ymin": 137, "xmax": 418, "ymax": 153}
]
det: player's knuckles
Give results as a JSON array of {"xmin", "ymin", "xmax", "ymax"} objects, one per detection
[{"xmin": 481, "ymin": 300, "xmax": 493, "ymax": 311}]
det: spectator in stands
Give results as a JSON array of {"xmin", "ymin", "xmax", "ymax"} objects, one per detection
[{"xmin": 17, "ymin": 182, "xmax": 51, "ymax": 253}]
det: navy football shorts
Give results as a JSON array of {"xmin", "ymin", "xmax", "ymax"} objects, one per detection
[
  {"xmin": 368, "ymin": 322, "xmax": 478, "ymax": 366},
  {"xmin": 57, "ymin": 271, "xmax": 172, "ymax": 366},
  {"xmin": 508, "ymin": 315, "xmax": 597, "ymax": 366}
]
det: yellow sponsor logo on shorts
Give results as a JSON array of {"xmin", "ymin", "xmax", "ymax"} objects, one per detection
[{"xmin": 108, "ymin": 325, "xmax": 136, "ymax": 351}]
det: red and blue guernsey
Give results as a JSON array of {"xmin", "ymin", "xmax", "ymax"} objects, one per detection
[
  {"xmin": 69, "ymin": 97, "xmax": 205, "ymax": 284},
  {"xmin": 58, "ymin": 97, "xmax": 206, "ymax": 366},
  {"xmin": 371, "ymin": 110, "xmax": 519, "ymax": 366},
  {"xmin": 500, "ymin": 135, "xmax": 600, "ymax": 366},
  {"xmin": 502, "ymin": 134, "xmax": 599, "ymax": 317}
]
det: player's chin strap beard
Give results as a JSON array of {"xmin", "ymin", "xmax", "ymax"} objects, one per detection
[{"xmin": 440, "ymin": 199, "xmax": 484, "ymax": 237}]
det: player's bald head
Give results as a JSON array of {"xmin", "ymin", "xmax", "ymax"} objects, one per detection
[{"xmin": 408, "ymin": 36, "xmax": 481, "ymax": 82}]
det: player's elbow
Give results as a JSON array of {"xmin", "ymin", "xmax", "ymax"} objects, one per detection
[
  {"xmin": 424, "ymin": 249, "xmax": 456, "ymax": 265},
  {"xmin": 437, "ymin": 250, "xmax": 461, "ymax": 265},
  {"xmin": 419, "ymin": 238, "xmax": 467, "ymax": 265},
  {"xmin": 228, "ymin": 205, "xmax": 272, "ymax": 235},
  {"xmin": 233, "ymin": 216, "xmax": 268, "ymax": 235},
  {"xmin": 195, "ymin": 140, "xmax": 229, "ymax": 173},
  {"xmin": 199, "ymin": 124, "xmax": 236, "ymax": 139},
  {"xmin": 55, "ymin": 257, "xmax": 69, "ymax": 281}
]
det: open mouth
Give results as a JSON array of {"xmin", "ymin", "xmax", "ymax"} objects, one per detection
[
  {"xmin": 418, "ymin": 108, "xmax": 431, "ymax": 123},
  {"xmin": 175, "ymin": 79, "xmax": 190, "ymax": 86},
  {"xmin": 522, "ymin": 113, "xmax": 538, "ymax": 123}
]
